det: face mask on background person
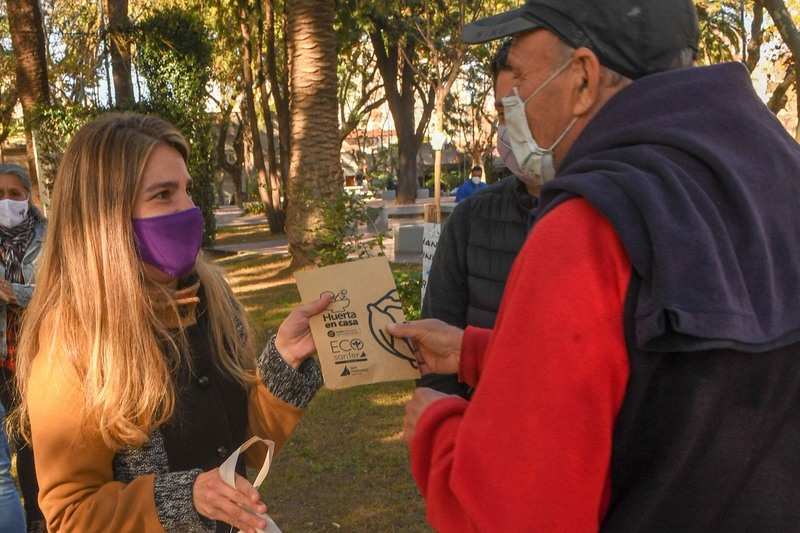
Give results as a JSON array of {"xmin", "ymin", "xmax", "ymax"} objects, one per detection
[
  {"xmin": 471, "ymin": 174, "xmax": 482, "ymax": 185},
  {"xmin": 501, "ymin": 57, "xmax": 578, "ymax": 184},
  {"xmin": 0, "ymin": 199, "xmax": 29, "ymax": 229},
  {"xmin": 133, "ymin": 207, "xmax": 204, "ymax": 279}
]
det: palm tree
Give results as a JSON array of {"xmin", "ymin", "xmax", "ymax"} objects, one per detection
[
  {"xmin": 6, "ymin": 0, "xmax": 50, "ymax": 203},
  {"xmin": 285, "ymin": 0, "xmax": 342, "ymax": 268}
]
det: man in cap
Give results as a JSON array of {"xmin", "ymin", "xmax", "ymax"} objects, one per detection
[{"xmin": 388, "ymin": 1, "xmax": 800, "ymax": 531}]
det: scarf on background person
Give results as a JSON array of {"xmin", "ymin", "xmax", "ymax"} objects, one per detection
[{"xmin": 0, "ymin": 211, "xmax": 37, "ymax": 372}]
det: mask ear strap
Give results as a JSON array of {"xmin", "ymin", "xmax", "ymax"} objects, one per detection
[
  {"xmin": 547, "ymin": 117, "xmax": 579, "ymax": 151},
  {"xmin": 522, "ymin": 57, "xmax": 575, "ymax": 105}
]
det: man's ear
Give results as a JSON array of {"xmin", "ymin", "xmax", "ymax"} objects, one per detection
[{"xmin": 570, "ymin": 47, "xmax": 601, "ymax": 116}]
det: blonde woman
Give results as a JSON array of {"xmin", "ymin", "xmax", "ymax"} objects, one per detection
[{"xmin": 13, "ymin": 113, "xmax": 330, "ymax": 533}]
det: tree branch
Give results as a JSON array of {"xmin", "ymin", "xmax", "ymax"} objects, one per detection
[
  {"xmin": 764, "ymin": 0, "xmax": 800, "ymax": 60},
  {"xmin": 746, "ymin": 0, "xmax": 764, "ymax": 72},
  {"xmin": 415, "ymin": 84, "xmax": 436, "ymax": 143},
  {"xmin": 767, "ymin": 64, "xmax": 795, "ymax": 114},
  {"xmin": 368, "ymin": 20, "xmax": 401, "ymax": 108},
  {"xmin": 339, "ymin": 95, "xmax": 387, "ymax": 143}
]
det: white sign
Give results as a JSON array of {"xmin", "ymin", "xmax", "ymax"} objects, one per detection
[
  {"xmin": 421, "ymin": 223, "xmax": 442, "ymax": 302},
  {"xmin": 431, "ymin": 130, "xmax": 447, "ymax": 151}
]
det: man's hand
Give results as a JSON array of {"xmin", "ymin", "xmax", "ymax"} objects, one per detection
[
  {"xmin": 387, "ymin": 319, "xmax": 464, "ymax": 375},
  {"xmin": 275, "ymin": 294, "xmax": 334, "ymax": 369},
  {"xmin": 404, "ymin": 387, "xmax": 453, "ymax": 446}
]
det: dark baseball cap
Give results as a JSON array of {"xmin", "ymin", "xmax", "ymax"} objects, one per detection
[{"xmin": 462, "ymin": 0, "xmax": 700, "ymax": 79}]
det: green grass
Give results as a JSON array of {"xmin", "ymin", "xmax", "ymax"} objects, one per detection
[
  {"xmin": 218, "ymin": 252, "xmax": 431, "ymax": 532},
  {"xmin": 214, "ymin": 223, "xmax": 283, "ymax": 247}
]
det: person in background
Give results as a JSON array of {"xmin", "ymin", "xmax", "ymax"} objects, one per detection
[
  {"xmin": 0, "ymin": 163, "xmax": 46, "ymax": 532},
  {"xmin": 419, "ymin": 41, "xmax": 536, "ymax": 396},
  {"xmin": 14, "ymin": 114, "xmax": 329, "ymax": 533},
  {"xmin": 0, "ymin": 400, "xmax": 25, "ymax": 532},
  {"xmin": 392, "ymin": 0, "xmax": 800, "ymax": 530},
  {"xmin": 454, "ymin": 166, "xmax": 487, "ymax": 202}
]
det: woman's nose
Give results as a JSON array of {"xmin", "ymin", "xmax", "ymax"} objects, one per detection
[{"xmin": 177, "ymin": 191, "xmax": 196, "ymax": 211}]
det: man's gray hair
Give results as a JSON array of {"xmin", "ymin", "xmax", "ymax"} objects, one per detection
[
  {"xmin": 555, "ymin": 40, "xmax": 695, "ymax": 87},
  {"xmin": 0, "ymin": 163, "xmax": 32, "ymax": 192}
]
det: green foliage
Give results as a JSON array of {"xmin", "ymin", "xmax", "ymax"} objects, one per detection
[
  {"xmin": 41, "ymin": 0, "xmax": 104, "ymax": 107},
  {"xmin": 696, "ymin": 1, "xmax": 744, "ymax": 64},
  {"xmin": 316, "ymin": 189, "xmax": 385, "ymax": 266},
  {"xmin": 424, "ymin": 168, "xmax": 464, "ymax": 194},
  {"xmin": 393, "ymin": 269, "xmax": 422, "ymax": 321},
  {"xmin": 243, "ymin": 201, "xmax": 264, "ymax": 215},
  {"xmin": 367, "ymin": 143, "xmax": 399, "ymax": 185},
  {"xmin": 367, "ymin": 172, "xmax": 395, "ymax": 192},
  {"xmin": 0, "ymin": 6, "xmax": 17, "ymax": 127},
  {"xmin": 137, "ymin": 7, "xmax": 212, "ymax": 104},
  {"xmin": 33, "ymin": 103, "xmax": 100, "ymax": 204},
  {"xmin": 136, "ymin": 7, "xmax": 217, "ymax": 243}
]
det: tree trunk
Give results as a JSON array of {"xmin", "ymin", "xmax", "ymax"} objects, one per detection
[
  {"xmin": 257, "ymin": 0, "xmax": 284, "ymax": 215},
  {"xmin": 795, "ymin": 70, "xmax": 800, "ymax": 142},
  {"xmin": 239, "ymin": 0, "xmax": 284, "ymax": 232},
  {"xmin": 369, "ymin": 26, "xmax": 435, "ymax": 205},
  {"xmin": 7, "ymin": 0, "xmax": 50, "ymax": 206},
  {"xmin": 0, "ymin": 88, "xmax": 18, "ymax": 147},
  {"xmin": 216, "ymin": 103, "xmax": 245, "ymax": 207},
  {"xmin": 745, "ymin": 0, "xmax": 764, "ymax": 72},
  {"xmin": 231, "ymin": 122, "xmax": 245, "ymax": 206},
  {"xmin": 764, "ymin": 0, "xmax": 800, "ymax": 56},
  {"xmin": 104, "ymin": 0, "xmax": 134, "ymax": 107},
  {"xmin": 286, "ymin": 0, "xmax": 341, "ymax": 268},
  {"xmin": 264, "ymin": 0, "xmax": 291, "ymax": 203}
]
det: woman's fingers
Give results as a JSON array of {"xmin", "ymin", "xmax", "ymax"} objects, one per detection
[
  {"xmin": 194, "ymin": 469, "xmax": 269, "ymax": 530},
  {"xmin": 214, "ymin": 497, "xmax": 267, "ymax": 532},
  {"xmin": 234, "ymin": 473, "xmax": 267, "ymax": 512},
  {"xmin": 297, "ymin": 293, "xmax": 334, "ymax": 318},
  {"xmin": 211, "ymin": 473, "xmax": 267, "ymax": 516}
]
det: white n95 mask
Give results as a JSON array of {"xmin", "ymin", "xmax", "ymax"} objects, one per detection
[
  {"xmin": 0, "ymin": 199, "xmax": 28, "ymax": 229},
  {"xmin": 501, "ymin": 58, "xmax": 578, "ymax": 185}
]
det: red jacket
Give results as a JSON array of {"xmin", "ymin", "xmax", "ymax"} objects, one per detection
[{"xmin": 411, "ymin": 198, "xmax": 632, "ymax": 532}]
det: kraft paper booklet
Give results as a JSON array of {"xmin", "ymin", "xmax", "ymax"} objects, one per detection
[{"xmin": 295, "ymin": 256, "xmax": 421, "ymax": 389}]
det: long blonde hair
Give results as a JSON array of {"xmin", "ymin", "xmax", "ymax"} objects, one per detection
[{"xmin": 13, "ymin": 113, "xmax": 256, "ymax": 448}]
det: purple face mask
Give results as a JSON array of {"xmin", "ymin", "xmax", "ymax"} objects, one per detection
[{"xmin": 133, "ymin": 207, "xmax": 204, "ymax": 279}]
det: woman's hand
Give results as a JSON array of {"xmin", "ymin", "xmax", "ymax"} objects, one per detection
[
  {"xmin": 193, "ymin": 468, "xmax": 268, "ymax": 533},
  {"xmin": 275, "ymin": 294, "xmax": 333, "ymax": 369},
  {"xmin": 0, "ymin": 280, "xmax": 16, "ymax": 304},
  {"xmin": 386, "ymin": 319, "xmax": 464, "ymax": 375}
]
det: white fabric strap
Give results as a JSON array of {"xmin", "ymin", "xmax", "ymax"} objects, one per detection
[
  {"xmin": 219, "ymin": 437, "xmax": 282, "ymax": 533},
  {"xmin": 219, "ymin": 436, "xmax": 275, "ymax": 490}
]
